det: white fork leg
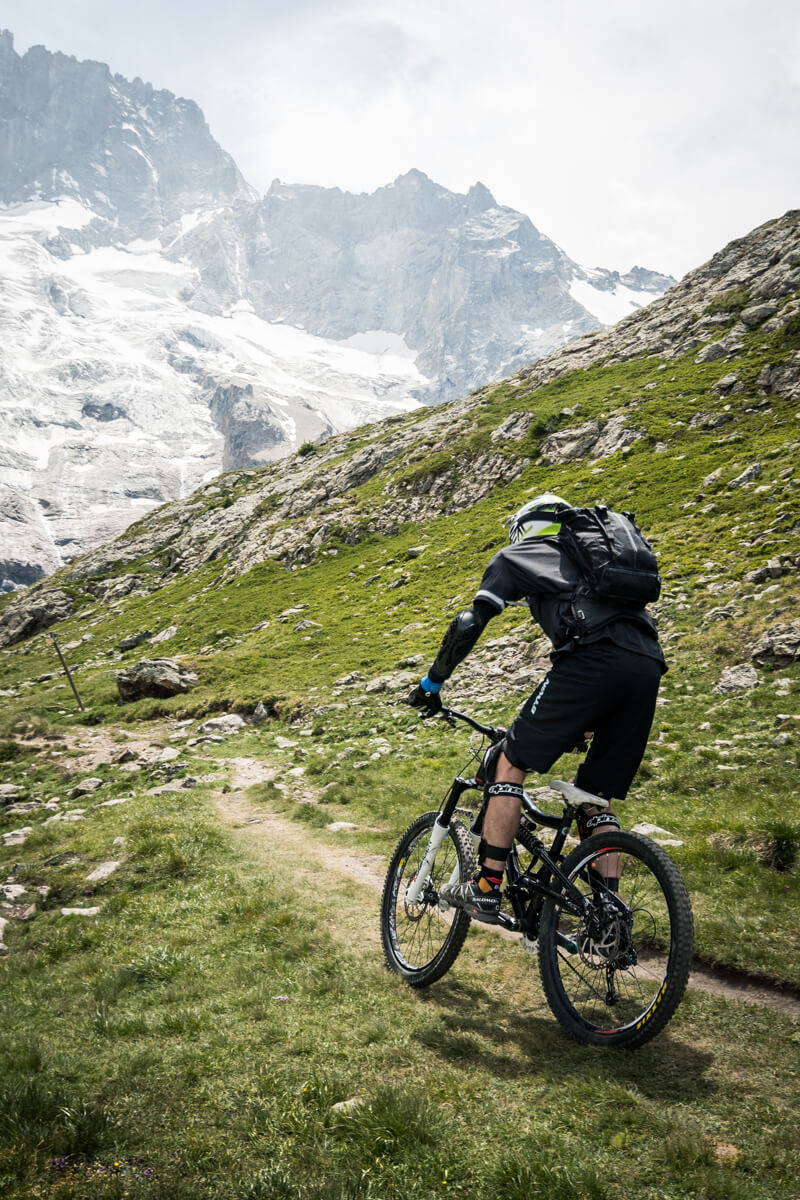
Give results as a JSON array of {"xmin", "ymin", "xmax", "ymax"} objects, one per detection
[{"xmin": 404, "ymin": 819, "xmax": 450, "ymax": 904}]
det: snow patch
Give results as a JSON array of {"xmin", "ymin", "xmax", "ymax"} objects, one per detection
[{"xmin": 569, "ymin": 278, "xmax": 656, "ymax": 326}]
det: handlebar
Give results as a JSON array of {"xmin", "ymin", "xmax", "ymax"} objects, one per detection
[{"xmin": 437, "ymin": 706, "xmax": 505, "ymax": 744}]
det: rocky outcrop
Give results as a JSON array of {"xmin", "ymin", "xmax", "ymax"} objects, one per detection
[
  {"xmin": 115, "ymin": 658, "xmax": 197, "ymax": 702},
  {"xmin": 0, "ymin": 588, "xmax": 74, "ymax": 647},
  {"xmin": 751, "ymin": 622, "xmax": 800, "ymax": 667}
]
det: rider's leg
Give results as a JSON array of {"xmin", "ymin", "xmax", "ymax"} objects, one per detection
[
  {"xmin": 481, "ymin": 753, "xmax": 526, "ymax": 872},
  {"xmin": 577, "ymin": 802, "xmax": 621, "ymax": 886}
]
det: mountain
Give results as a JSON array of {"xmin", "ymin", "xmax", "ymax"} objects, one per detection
[{"xmin": 0, "ymin": 30, "xmax": 674, "ymax": 590}]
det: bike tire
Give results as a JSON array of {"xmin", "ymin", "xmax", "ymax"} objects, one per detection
[
  {"xmin": 381, "ymin": 811, "xmax": 476, "ymax": 988},
  {"xmin": 538, "ymin": 830, "xmax": 693, "ymax": 1048}
]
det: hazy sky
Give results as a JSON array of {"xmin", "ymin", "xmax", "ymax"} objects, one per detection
[{"xmin": 2, "ymin": 1, "xmax": 799, "ymax": 277}]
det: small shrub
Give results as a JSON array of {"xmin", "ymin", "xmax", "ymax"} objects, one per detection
[
  {"xmin": 706, "ymin": 286, "xmax": 749, "ymax": 315},
  {"xmin": 777, "ymin": 312, "xmax": 800, "ymax": 350},
  {"xmin": 0, "ymin": 738, "xmax": 21, "ymax": 761},
  {"xmin": 297, "ymin": 441, "xmax": 317, "ymax": 457}
]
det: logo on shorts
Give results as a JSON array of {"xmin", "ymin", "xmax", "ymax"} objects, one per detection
[{"xmin": 527, "ymin": 676, "xmax": 550, "ymax": 720}]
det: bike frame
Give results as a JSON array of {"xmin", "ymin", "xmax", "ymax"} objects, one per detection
[{"xmin": 404, "ymin": 707, "xmax": 598, "ymax": 934}]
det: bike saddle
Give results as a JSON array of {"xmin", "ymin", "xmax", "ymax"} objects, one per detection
[{"xmin": 549, "ymin": 780, "xmax": 610, "ymax": 810}]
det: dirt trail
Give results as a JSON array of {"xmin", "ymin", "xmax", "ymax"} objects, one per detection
[{"xmin": 216, "ymin": 757, "xmax": 800, "ymax": 1020}]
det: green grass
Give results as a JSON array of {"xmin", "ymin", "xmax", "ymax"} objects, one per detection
[
  {"xmin": 1, "ymin": 765, "xmax": 798, "ymax": 1200},
  {"xmin": 1, "ymin": 286, "xmax": 799, "ymax": 1196}
]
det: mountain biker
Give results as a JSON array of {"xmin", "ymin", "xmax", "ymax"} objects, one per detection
[{"xmin": 406, "ymin": 493, "xmax": 666, "ymax": 923}]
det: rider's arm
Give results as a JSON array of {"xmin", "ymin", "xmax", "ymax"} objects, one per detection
[{"xmin": 425, "ymin": 597, "xmax": 499, "ymax": 686}]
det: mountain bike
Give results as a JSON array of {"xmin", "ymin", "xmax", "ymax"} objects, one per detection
[{"xmin": 380, "ymin": 707, "xmax": 694, "ymax": 1048}]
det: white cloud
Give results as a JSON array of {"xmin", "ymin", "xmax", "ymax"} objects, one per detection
[{"xmin": 3, "ymin": 0, "xmax": 800, "ymax": 276}]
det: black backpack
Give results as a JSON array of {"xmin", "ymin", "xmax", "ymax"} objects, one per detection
[{"xmin": 557, "ymin": 506, "xmax": 661, "ymax": 611}]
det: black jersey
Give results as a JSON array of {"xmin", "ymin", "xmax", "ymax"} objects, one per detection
[{"xmin": 476, "ymin": 540, "xmax": 666, "ymax": 669}]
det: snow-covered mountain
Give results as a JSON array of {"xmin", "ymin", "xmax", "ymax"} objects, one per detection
[{"xmin": 0, "ymin": 30, "xmax": 674, "ymax": 589}]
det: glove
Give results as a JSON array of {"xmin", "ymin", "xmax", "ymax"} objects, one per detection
[{"xmin": 406, "ymin": 681, "xmax": 443, "ymax": 716}]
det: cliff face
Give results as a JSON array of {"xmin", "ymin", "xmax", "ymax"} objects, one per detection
[{"xmin": 0, "ymin": 29, "xmax": 254, "ymax": 237}]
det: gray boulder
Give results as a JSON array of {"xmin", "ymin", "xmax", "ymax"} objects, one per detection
[
  {"xmin": 118, "ymin": 630, "xmax": 153, "ymax": 651},
  {"xmin": 0, "ymin": 588, "xmax": 74, "ymax": 647},
  {"xmin": 751, "ymin": 622, "xmax": 800, "ymax": 667},
  {"xmin": 197, "ymin": 713, "xmax": 247, "ymax": 736},
  {"xmin": 115, "ymin": 658, "xmax": 197, "ymax": 702},
  {"xmin": 541, "ymin": 420, "xmax": 600, "ymax": 464},
  {"xmin": 714, "ymin": 665, "xmax": 759, "ymax": 693}
]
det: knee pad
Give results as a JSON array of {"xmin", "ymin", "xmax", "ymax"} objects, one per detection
[{"xmin": 577, "ymin": 811, "xmax": 621, "ymax": 840}]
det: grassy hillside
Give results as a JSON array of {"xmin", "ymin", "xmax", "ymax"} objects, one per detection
[{"xmin": 1, "ymin": 213, "xmax": 799, "ymax": 1197}]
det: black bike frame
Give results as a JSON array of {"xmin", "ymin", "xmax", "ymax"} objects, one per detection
[{"xmin": 433, "ymin": 708, "xmax": 592, "ymax": 934}]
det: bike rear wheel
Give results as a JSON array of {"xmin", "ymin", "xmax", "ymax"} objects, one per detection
[
  {"xmin": 538, "ymin": 830, "xmax": 693, "ymax": 1048},
  {"xmin": 381, "ymin": 811, "xmax": 476, "ymax": 987}
]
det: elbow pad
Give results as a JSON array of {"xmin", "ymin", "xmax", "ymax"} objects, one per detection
[{"xmin": 430, "ymin": 605, "xmax": 489, "ymax": 682}]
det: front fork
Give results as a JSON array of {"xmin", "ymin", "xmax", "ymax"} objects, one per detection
[
  {"xmin": 404, "ymin": 818, "xmax": 452, "ymax": 905},
  {"xmin": 404, "ymin": 778, "xmax": 478, "ymax": 905}
]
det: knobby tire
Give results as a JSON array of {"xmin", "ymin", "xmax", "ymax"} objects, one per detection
[
  {"xmin": 538, "ymin": 829, "xmax": 694, "ymax": 1048},
  {"xmin": 381, "ymin": 811, "xmax": 476, "ymax": 987}
]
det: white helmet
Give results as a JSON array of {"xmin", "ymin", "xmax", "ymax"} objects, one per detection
[{"xmin": 508, "ymin": 492, "xmax": 570, "ymax": 543}]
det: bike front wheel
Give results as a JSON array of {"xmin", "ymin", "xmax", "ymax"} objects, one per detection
[
  {"xmin": 381, "ymin": 811, "xmax": 476, "ymax": 987},
  {"xmin": 538, "ymin": 830, "xmax": 694, "ymax": 1048}
]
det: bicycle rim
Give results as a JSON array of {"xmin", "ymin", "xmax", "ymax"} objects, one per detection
[
  {"xmin": 539, "ymin": 831, "xmax": 693, "ymax": 1047},
  {"xmin": 381, "ymin": 812, "xmax": 475, "ymax": 987}
]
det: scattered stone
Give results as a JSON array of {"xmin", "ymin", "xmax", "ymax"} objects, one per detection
[
  {"xmin": 714, "ymin": 372, "xmax": 740, "ymax": 394},
  {"xmin": 714, "ymin": 665, "xmax": 759, "ymax": 693},
  {"xmin": 157, "ymin": 746, "xmax": 181, "ymax": 762},
  {"xmin": 109, "ymin": 747, "xmax": 139, "ymax": 764},
  {"xmin": 752, "ymin": 621, "xmax": 800, "ymax": 666},
  {"xmin": 365, "ymin": 671, "xmax": 416, "ymax": 693},
  {"xmin": 1, "ymin": 883, "xmax": 29, "ymax": 902},
  {"xmin": 694, "ymin": 341, "xmax": 727, "ymax": 364},
  {"xmin": 251, "ymin": 701, "xmax": 272, "ymax": 724},
  {"xmin": 727, "ymin": 463, "xmax": 762, "ymax": 488},
  {"xmin": 60, "ymin": 907, "xmax": 101, "ymax": 917},
  {"xmin": 331, "ymin": 1097, "xmax": 364, "ymax": 1115},
  {"xmin": 116, "ymin": 658, "xmax": 197, "ymax": 702},
  {"xmin": 150, "ymin": 624, "xmax": 178, "ymax": 645},
  {"xmin": 275, "ymin": 736, "xmax": 297, "ymax": 750},
  {"xmin": 630, "ymin": 822, "xmax": 684, "ymax": 847},
  {"xmin": 0, "ymin": 784, "xmax": 23, "ymax": 806},
  {"xmin": 491, "ymin": 411, "xmax": 535, "ymax": 444},
  {"xmin": 405, "ymin": 545, "xmax": 428, "ymax": 558},
  {"xmin": 278, "ymin": 605, "xmax": 309, "ymax": 622},
  {"xmin": 198, "ymin": 713, "xmax": 247, "ymax": 736},
  {"xmin": 118, "ymin": 630, "xmax": 152, "ymax": 651},
  {"xmin": 541, "ymin": 420, "xmax": 600, "ymax": 463},
  {"xmin": 294, "ymin": 619, "xmax": 322, "ymax": 632},
  {"xmin": 326, "ymin": 822, "xmax": 358, "ymax": 832},
  {"xmin": 2, "ymin": 827, "xmax": 32, "ymax": 847},
  {"xmin": 72, "ymin": 777, "xmax": 104, "ymax": 795},
  {"xmin": 96, "ymin": 797, "xmax": 132, "ymax": 808},
  {"xmin": 0, "ymin": 915, "xmax": 7, "ymax": 952},
  {"xmin": 85, "ymin": 861, "xmax": 121, "ymax": 883}
]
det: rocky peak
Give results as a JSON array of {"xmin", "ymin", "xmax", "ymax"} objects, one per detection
[{"xmin": 0, "ymin": 30, "xmax": 254, "ymax": 239}]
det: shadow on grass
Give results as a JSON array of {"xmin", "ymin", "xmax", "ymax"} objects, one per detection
[{"xmin": 415, "ymin": 977, "xmax": 715, "ymax": 1102}]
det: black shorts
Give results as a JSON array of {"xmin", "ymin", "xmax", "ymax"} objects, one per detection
[{"xmin": 503, "ymin": 640, "xmax": 663, "ymax": 801}]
